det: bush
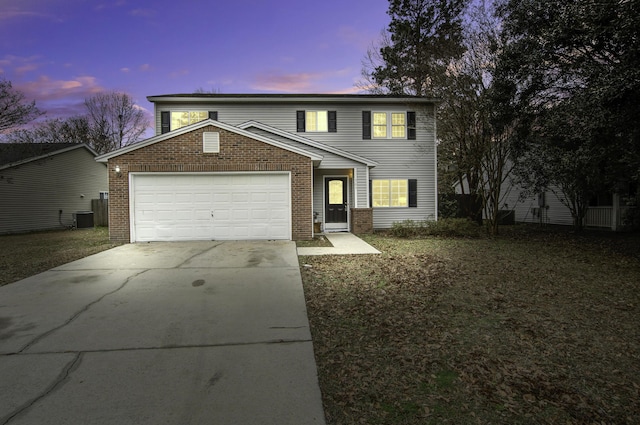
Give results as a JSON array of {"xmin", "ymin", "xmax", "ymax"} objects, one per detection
[{"xmin": 390, "ymin": 218, "xmax": 483, "ymax": 238}]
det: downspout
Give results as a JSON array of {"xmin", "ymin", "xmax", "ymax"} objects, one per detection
[{"xmin": 433, "ymin": 104, "xmax": 438, "ymax": 221}]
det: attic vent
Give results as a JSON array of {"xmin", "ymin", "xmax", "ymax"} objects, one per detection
[{"xmin": 203, "ymin": 132, "xmax": 220, "ymax": 153}]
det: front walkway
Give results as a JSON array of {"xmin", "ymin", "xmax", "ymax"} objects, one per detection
[{"xmin": 297, "ymin": 233, "xmax": 381, "ymax": 256}]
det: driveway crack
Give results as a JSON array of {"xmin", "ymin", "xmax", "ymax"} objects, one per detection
[
  {"xmin": 175, "ymin": 242, "xmax": 224, "ymax": 268},
  {"xmin": 1, "ymin": 352, "xmax": 83, "ymax": 425},
  {"xmin": 17, "ymin": 269, "xmax": 149, "ymax": 353}
]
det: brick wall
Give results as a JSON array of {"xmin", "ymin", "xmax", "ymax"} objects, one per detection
[
  {"xmin": 350, "ymin": 208, "xmax": 373, "ymax": 234},
  {"xmin": 107, "ymin": 124, "xmax": 312, "ymax": 242}
]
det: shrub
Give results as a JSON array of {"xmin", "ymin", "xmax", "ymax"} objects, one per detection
[{"xmin": 390, "ymin": 218, "xmax": 483, "ymax": 238}]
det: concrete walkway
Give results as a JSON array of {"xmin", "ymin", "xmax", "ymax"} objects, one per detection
[
  {"xmin": 297, "ymin": 233, "xmax": 381, "ymax": 256},
  {"xmin": 0, "ymin": 241, "xmax": 325, "ymax": 425}
]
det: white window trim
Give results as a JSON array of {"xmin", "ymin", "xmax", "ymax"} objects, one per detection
[
  {"xmin": 170, "ymin": 111, "xmax": 209, "ymax": 131},
  {"xmin": 305, "ymin": 110, "xmax": 329, "ymax": 132},
  {"xmin": 372, "ymin": 111, "xmax": 407, "ymax": 140},
  {"xmin": 372, "ymin": 179, "xmax": 409, "ymax": 208}
]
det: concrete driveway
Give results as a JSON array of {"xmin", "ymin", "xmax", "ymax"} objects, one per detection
[{"xmin": 0, "ymin": 241, "xmax": 325, "ymax": 425}]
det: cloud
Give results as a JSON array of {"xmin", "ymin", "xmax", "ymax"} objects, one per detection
[
  {"xmin": 130, "ymin": 8, "xmax": 155, "ymax": 18},
  {"xmin": 169, "ymin": 68, "xmax": 190, "ymax": 78},
  {"xmin": 17, "ymin": 75, "xmax": 104, "ymax": 102},
  {"xmin": 139, "ymin": 63, "xmax": 151, "ymax": 72},
  {"xmin": 0, "ymin": 9, "xmax": 43, "ymax": 20},
  {"xmin": 120, "ymin": 67, "xmax": 130, "ymax": 73},
  {"xmin": 252, "ymin": 72, "xmax": 324, "ymax": 93},
  {"xmin": 251, "ymin": 69, "xmax": 362, "ymax": 94},
  {"xmin": 337, "ymin": 26, "xmax": 380, "ymax": 50},
  {"xmin": 0, "ymin": 55, "xmax": 42, "ymax": 75},
  {"xmin": 13, "ymin": 75, "xmax": 106, "ymax": 119}
]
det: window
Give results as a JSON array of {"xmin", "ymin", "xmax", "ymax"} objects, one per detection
[
  {"xmin": 296, "ymin": 110, "xmax": 337, "ymax": 132},
  {"xmin": 372, "ymin": 112, "xmax": 405, "ymax": 138},
  {"xmin": 372, "ymin": 179, "xmax": 408, "ymax": 207},
  {"xmin": 363, "ymin": 111, "xmax": 415, "ymax": 139},
  {"xmin": 306, "ymin": 111, "xmax": 328, "ymax": 132},
  {"xmin": 171, "ymin": 111, "xmax": 209, "ymax": 131}
]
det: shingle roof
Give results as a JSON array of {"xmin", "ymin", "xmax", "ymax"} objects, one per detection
[{"xmin": 0, "ymin": 143, "xmax": 82, "ymax": 167}]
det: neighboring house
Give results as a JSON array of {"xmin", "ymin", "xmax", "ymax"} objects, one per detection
[
  {"xmin": 0, "ymin": 143, "xmax": 108, "ymax": 234},
  {"xmin": 500, "ymin": 183, "xmax": 637, "ymax": 231},
  {"xmin": 96, "ymin": 94, "xmax": 438, "ymax": 242},
  {"xmin": 455, "ymin": 177, "xmax": 637, "ymax": 231}
]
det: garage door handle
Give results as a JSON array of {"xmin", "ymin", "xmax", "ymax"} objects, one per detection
[{"xmin": 211, "ymin": 211, "xmax": 214, "ymax": 218}]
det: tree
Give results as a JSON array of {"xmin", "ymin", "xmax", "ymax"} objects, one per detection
[
  {"xmin": 493, "ymin": 0, "xmax": 640, "ymax": 229},
  {"xmin": 4, "ymin": 116, "xmax": 91, "ymax": 145},
  {"xmin": 362, "ymin": 0, "xmax": 470, "ymax": 96},
  {"xmin": 0, "ymin": 79, "xmax": 43, "ymax": 134},
  {"xmin": 84, "ymin": 91, "xmax": 149, "ymax": 154}
]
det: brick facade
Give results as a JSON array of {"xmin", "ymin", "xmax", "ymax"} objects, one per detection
[
  {"xmin": 350, "ymin": 208, "xmax": 373, "ymax": 234},
  {"xmin": 107, "ymin": 124, "xmax": 312, "ymax": 243}
]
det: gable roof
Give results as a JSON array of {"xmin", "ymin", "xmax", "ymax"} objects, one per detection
[
  {"xmin": 238, "ymin": 121, "xmax": 378, "ymax": 167},
  {"xmin": 95, "ymin": 119, "xmax": 324, "ymax": 162},
  {"xmin": 0, "ymin": 143, "xmax": 99, "ymax": 171},
  {"xmin": 147, "ymin": 93, "xmax": 439, "ymax": 104}
]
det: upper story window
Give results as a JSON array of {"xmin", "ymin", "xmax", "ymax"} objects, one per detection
[
  {"xmin": 171, "ymin": 111, "xmax": 209, "ymax": 131},
  {"xmin": 363, "ymin": 110, "xmax": 416, "ymax": 140},
  {"xmin": 161, "ymin": 111, "xmax": 217, "ymax": 134},
  {"xmin": 373, "ymin": 112, "xmax": 406, "ymax": 138},
  {"xmin": 306, "ymin": 111, "xmax": 328, "ymax": 132},
  {"xmin": 296, "ymin": 110, "xmax": 337, "ymax": 133}
]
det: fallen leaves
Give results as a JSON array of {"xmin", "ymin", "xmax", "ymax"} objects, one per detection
[{"xmin": 301, "ymin": 228, "xmax": 640, "ymax": 424}]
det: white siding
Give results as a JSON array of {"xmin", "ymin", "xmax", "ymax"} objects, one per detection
[
  {"xmin": 501, "ymin": 183, "xmax": 575, "ymax": 226},
  {"xmin": 153, "ymin": 100, "xmax": 437, "ymax": 229},
  {"xmin": 0, "ymin": 148, "xmax": 108, "ymax": 234}
]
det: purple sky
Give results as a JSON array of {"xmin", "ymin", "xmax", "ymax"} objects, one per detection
[{"xmin": 1, "ymin": 0, "xmax": 390, "ymax": 128}]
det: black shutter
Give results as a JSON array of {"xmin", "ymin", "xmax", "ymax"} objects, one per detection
[
  {"xmin": 369, "ymin": 180, "xmax": 373, "ymax": 208},
  {"xmin": 408, "ymin": 179, "xmax": 418, "ymax": 207},
  {"xmin": 161, "ymin": 111, "xmax": 170, "ymax": 134},
  {"xmin": 296, "ymin": 110, "xmax": 305, "ymax": 132},
  {"xmin": 407, "ymin": 111, "xmax": 416, "ymax": 140},
  {"xmin": 362, "ymin": 111, "xmax": 371, "ymax": 139},
  {"xmin": 209, "ymin": 111, "xmax": 218, "ymax": 121},
  {"xmin": 328, "ymin": 111, "xmax": 337, "ymax": 132}
]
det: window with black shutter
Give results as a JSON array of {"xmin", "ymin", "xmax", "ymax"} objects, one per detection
[
  {"xmin": 328, "ymin": 111, "xmax": 337, "ymax": 132},
  {"xmin": 161, "ymin": 111, "xmax": 170, "ymax": 134},
  {"xmin": 362, "ymin": 111, "xmax": 371, "ymax": 139},
  {"xmin": 407, "ymin": 111, "xmax": 416, "ymax": 140},
  {"xmin": 408, "ymin": 179, "xmax": 417, "ymax": 207},
  {"xmin": 296, "ymin": 111, "xmax": 305, "ymax": 132}
]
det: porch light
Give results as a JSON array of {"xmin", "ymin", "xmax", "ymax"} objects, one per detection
[{"xmin": 114, "ymin": 165, "xmax": 121, "ymax": 176}]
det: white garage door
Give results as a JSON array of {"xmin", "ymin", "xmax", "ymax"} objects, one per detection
[{"xmin": 131, "ymin": 173, "xmax": 291, "ymax": 242}]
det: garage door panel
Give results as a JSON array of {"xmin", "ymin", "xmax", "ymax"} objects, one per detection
[{"xmin": 132, "ymin": 173, "xmax": 291, "ymax": 241}]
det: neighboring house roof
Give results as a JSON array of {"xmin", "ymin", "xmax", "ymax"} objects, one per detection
[
  {"xmin": 238, "ymin": 121, "xmax": 378, "ymax": 167},
  {"xmin": 147, "ymin": 93, "xmax": 439, "ymax": 104},
  {"xmin": 0, "ymin": 143, "xmax": 99, "ymax": 171},
  {"xmin": 95, "ymin": 119, "xmax": 324, "ymax": 163}
]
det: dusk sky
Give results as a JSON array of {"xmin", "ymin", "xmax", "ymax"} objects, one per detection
[{"xmin": 1, "ymin": 0, "xmax": 391, "ymax": 128}]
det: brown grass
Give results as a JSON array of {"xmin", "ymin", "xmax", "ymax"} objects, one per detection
[
  {"xmin": 301, "ymin": 227, "xmax": 640, "ymax": 425},
  {"xmin": 0, "ymin": 227, "xmax": 118, "ymax": 286}
]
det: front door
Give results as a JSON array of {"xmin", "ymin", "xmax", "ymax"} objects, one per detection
[{"xmin": 325, "ymin": 177, "xmax": 348, "ymax": 231}]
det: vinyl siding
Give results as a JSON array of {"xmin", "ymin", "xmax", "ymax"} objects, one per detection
[
  {"xmin": 153, "ymin": 100, "xmax": 437, "ymax": 228},
  {"xmin": 499, "ymin": 182, "xmax": 574, "ymax": 226},
  {"xmin": 0, "ymin": 148, "xmax": 108, "ymax": 234}
]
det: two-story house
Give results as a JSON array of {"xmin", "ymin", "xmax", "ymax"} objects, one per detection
[{"xmin": 96, "ymin": 94, "xmax": 438, "ymax": 242}]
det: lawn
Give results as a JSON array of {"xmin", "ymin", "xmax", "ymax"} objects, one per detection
[
  {"xmin": 300, "ymin": 227, "xmax": 640, "ymax": 425},
  {"xmin": 0, "ymin": 227, "xmax": 117, "ymax": 286}
]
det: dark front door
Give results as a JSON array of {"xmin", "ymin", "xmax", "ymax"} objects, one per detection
[{"xmin": 325, "ymin": 177, "xmax": 348, "ymax": 223}]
